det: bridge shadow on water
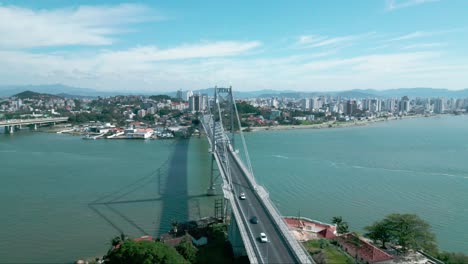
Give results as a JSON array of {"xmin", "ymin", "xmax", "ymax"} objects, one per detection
[{"xmin": 88, "ymin": 139, "xmax": 196, "ymax": 238}]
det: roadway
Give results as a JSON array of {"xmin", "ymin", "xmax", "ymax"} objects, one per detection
[
  {"xmin": 227, "ymin": 150, "xmax": 298, "ymax": 264},
  {"xmin": 0, "ymin": 117, "xmax": 68, "ymax": 126}
]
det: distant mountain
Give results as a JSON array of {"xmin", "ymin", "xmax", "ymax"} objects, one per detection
[
  {"xmin": 0, "ymin": 84, "xmax": 173, "ymax": 98},
  {"xmin": 0, "ymin": 84, "xmax": 99, "ymax": 97},
  {"xmin": 13, "ymin": 90, "xmax": 62, "ymax": 100},
  {"xmin": 1, "ymin": 84, "xmax": 468, "ymax": 99},
  {"xmin": 365, "ymin": 88, "xmax": 468, "ymax": 98}
]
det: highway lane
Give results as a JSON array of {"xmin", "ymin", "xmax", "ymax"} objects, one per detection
[{"xmin": 227, "ymin": 151, "xmax": 297, "ymax": 264}]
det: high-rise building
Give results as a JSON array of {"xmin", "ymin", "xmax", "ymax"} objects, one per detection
[
  {"xmin": 362, "ymin": 98, "xmax": 370, "ymax": 111},
  {"xmin": 186, "ymin": 90, "xmax": 194, "ymax": 101},
  {"xmin": 345, "ymin": 100, "xmax": 357, "ymax": 115},
  {"xmin": 302, "ymin": 98, "xmax": 310, "ymax": 111},
  {"xmin": 385, "ymin": 98, "xmax": 396, "ymax": 112},
  {"xmin": 189, "ymin": 94, "xmax": 207, "ymax": 112},
  {"xmin": 399, "ymin": 96, "xmax": 410, "ymax": 113},
  {"xmin": 370, "ymin": 99, "xmax": 381, "ymax": 113},
  {"xmin": 176, "ymin": 90, "xmax": 184, "ymax": 100},
  {"xmin": 434, "ymin": 97, "xmax": 445, "ymax": 114}
]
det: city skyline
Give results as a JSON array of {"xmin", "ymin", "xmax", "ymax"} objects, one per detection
[{"xmin": 0, "ymin": 0, "xmax": 467, "ymax": 91}]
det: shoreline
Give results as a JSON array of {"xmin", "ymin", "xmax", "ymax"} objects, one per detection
[{"xmin": 245, "ymin": 114, "xmax": 448, "ymax": 132}]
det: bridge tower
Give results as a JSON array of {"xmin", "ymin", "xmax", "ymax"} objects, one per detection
[{"xmin": 207, "ymin": 86, "xmax": 236, "ymax": 196}]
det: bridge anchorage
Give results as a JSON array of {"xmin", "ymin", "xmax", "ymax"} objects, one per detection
[{"xmin": 201, "ymin": 86, "xmax": 314, "ymax": 264}]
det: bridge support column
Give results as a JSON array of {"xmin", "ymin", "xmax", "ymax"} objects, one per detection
[
  {"xmin": 7, "ymin": 126, "xmax": 14, "ymax": 134},
  {"xmin": 207, "ymin": 154, "xmax": 216, "ymax": 196},
  {"xmin": 33, "ymin": 124, "xmax": 37, "ymax": 130},
  {"xmin": 227, "ymin": 211, "xmax": 247, "ymax": 257}
]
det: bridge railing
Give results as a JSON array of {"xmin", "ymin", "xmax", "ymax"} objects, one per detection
[
  {"xmin": 202, "ymin": 116, "xmax": 263, "ymax": 263},
  {"xmin": 230, "ymin": 150, "xmax": 314, "ymax": 264}
]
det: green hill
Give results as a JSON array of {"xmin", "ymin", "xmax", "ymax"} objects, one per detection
[{"xmin": 13, "ymin": 90, "xmax": 63, "ymax": 100}]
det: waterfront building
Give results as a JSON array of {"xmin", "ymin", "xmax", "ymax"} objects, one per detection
[
  {"xmin": 399, "ymin": 96, "xmax": 410, "ymax": 113},
  {"xmin": 434, "ymin": 97, "xmax": 445, "ymax": 114},
  {"xmin": 309, "ymin": 97, "xmax": 320, "ymax": 111},
  {"xmin": 385, "ymin": 98, "xmax": 396, "ymax": 112},
  {"xmin": 270, "ymin": 109, "xmax": 282, "ymax": 120},
  {"xmin": 455, "ymin": 98, "xmax": 464, "ymax": 110},
  {"xmin": 369, "ymin": 99, "xmax": 381, "ymax": 113},
  {"xmin": 362, "ymin": 98, "xmax": 370, "ymax": 111},
  {"xmin": 306, "ymin": 115, "xmax": 315, "ymax": 121},
  {"xmin": 344, "ymin": 100, "xmax": 357, "ymax": 115}
]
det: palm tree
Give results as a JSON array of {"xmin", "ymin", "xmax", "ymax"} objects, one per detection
[
  {"xmin": 331, "ymin": 216, "xmax": 343, "ymax": 225},
  {"xmin": 331, "ymin": 216, "xmax": 349, "ymax": 235}
]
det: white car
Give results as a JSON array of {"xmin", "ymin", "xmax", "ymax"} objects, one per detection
[
  {"xmin": 260, "ymin": 232, "xmax": 268, "ymax": 243},
  {"xmin": 239, "ymin": 192, "xmax": 246, "ymax": 200}
]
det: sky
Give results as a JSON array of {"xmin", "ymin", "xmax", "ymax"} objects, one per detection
[{"xmin": 0, "ymin": 0, "xmax": 467, "ymax": 92}]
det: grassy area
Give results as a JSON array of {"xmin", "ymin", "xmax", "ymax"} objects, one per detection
[{"xmin": 303, "ymin": 239, "xmax": 352, "ymax": 264}]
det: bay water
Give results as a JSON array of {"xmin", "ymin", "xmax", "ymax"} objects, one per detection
[{"xmin": 1, "ymin": 115, "xmax": 467, "ymax": 262}]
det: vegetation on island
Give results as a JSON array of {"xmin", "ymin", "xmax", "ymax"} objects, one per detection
[
  {"xmin": 102, "ymin": 224, "xmax": 248, "ymax": 264},
  {"xmin": 303, "ymin": 239, "xmax": 353, "ymax": 264},
  {"xmin": 105, "ymin": 240, "xmax": 188, "ymax": 264},
  {"xmin": 364, "ymin": 213, "xmax": 468, "ymax": 264},
  {"xmin": 364, "ymin": 213, "xmax": 437, "ymax": 253}
]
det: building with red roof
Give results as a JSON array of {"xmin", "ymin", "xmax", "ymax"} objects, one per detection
[{"xmin": 334, "ymin": 233, "xmax": 394, "ymax": 264}]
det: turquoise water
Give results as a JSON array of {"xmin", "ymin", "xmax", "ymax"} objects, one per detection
[
  {"xmin": 1, "ymin": 115, "xmax": 467, "ymax": 262},
  {"xmin": 0, "ymin": 133, "xmax": 219, "ymax": 263},
  {"xmin": 242, "ymin": 115, "xmax": 468, "ymax": 253}
]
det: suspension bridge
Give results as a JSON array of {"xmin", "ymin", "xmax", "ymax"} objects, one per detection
[{"xmin": 201, "ymin": 87, "xmax": 314, "ymax": 264}]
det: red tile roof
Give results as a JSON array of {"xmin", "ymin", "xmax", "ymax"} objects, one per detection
[{"xmin": 317, "ymin": 228, "xmax": 336, "ymax": 239}]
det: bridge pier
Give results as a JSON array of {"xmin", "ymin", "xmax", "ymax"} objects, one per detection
[
  {"xmin": 5, "ymin": 126, "xmax": 15, "ymax": 134},
  {"xmin": 227, "ymin": 211, "xmax": 247, "ymax": 257}
]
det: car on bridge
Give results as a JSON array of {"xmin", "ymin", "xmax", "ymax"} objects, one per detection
[
  {"xmin": 239, "ymin": 192, "xmax": 246, "ymax": 200},
  {"xmin": 260, "ymin": 232, "xmax": 268, "ymax": 243},
  {"xmin": 250, "ymin": 216, "xmax": 259, "ymax": 224}
]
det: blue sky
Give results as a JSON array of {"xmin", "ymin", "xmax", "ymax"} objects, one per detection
[{"xmin": 0, "ymin": 0, "xmax": 467, "ymax": 91}]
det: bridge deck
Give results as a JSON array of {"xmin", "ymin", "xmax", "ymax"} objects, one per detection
[
  {"xmin": 0, "ymin": 117, "xmax": 68, "ymax": 126},
  {"xmin": 228, "ymin": 150, "xmax": 298, "ymax": 263}
]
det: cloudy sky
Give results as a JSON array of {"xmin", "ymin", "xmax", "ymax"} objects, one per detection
[{"xmin": 0, "ymin": 0, "xmax": 467, "ymax": 92}]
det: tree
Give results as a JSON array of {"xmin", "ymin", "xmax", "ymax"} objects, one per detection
[
  {"xmin": 176, "ymin": 237, "xmax": 197, "ymax": 263},
  {"xmin": 364, "ymin": 219, "xmax": 392, "ymax": 248},
  {"xmin": 105, "ymin": 240, "xmax": 188, "ymax": 264},
  {"xmin": 331, "ymin": 216, "xmax": 349, "ymax": 235},
  {"xmin": 386, "ymin": 213, "xmax": 437, "ymax": 253},
  {"xmin": 364, "ymin": 213, "xmax": 437, "ymax": 253}
]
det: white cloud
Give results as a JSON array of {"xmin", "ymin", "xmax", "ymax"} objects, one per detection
[
  {"xmin": 297, "ymin": 33, "xmax": 375, "ymax": 50},
  {"xmin": 0, "ymin": 4, "xmax": 159, "ymax": 48},
  {"xmin": 98, "ymin": 41, "xmax": 262, "ymax": 62},
  {"xmin": 2, "ymin": 45, "xmax": 467, "ymax": 91},
  {"xmin": 386, "ymin": 0, "xmax": 440, "ymax": 11},
  {"xmin": 383, "ymin": 29, "xmax": 456, "ymax": 42},
  {"xmin": 402, "ymin": 42, "xmax": 447, "ymax": 50}
]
